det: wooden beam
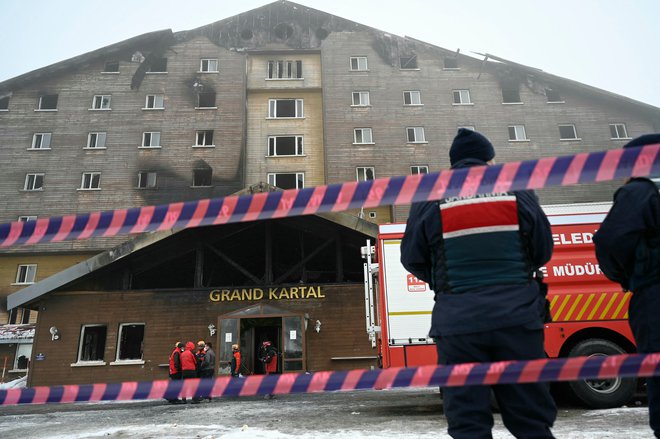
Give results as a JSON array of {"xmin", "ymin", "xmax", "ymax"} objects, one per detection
[
  {"xmin": 206, "ymin": 243, "xmax": 261, "ymax": 284},
  {"xmin": 273, "ymin": 237, "xmax": 335, "ymax": 284}
]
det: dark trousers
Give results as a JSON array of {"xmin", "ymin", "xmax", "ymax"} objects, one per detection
[
  {"xmin": 629, "ymin": 286, "xmax": 660, "ymax": 438},
  {"xmin": 436, "ymin": 325, "xmax": 556, "ymax": 439},
  {"xmin": 167, "ymin": 372, "xmax": 182, "ymax": 402}
]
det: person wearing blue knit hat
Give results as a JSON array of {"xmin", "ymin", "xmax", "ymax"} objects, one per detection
[
  {"xmin": 594, "ymin": 133, "xmax": 660, "ymax": 438},
  {"xmin": 401, "ymin": 129, "xmax": 556, "ymax": 438}
]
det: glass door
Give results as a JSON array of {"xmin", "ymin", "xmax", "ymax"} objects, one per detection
[{"xmin": 282, "ymin": 315, "xmax": 305, "ymax": 372}]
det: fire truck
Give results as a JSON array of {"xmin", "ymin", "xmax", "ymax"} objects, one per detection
[{"xmin": 362, "ymin": 202, "xmax": 637, "ymax": 409}]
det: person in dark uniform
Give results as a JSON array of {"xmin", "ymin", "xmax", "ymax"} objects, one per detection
[
  {"xmin": 593, "ymin": 133, "xmax": 660, "ymax": 438},
  {"xmin": 400, "ymin": 128, "xmax": 556, "ymax": 439}
]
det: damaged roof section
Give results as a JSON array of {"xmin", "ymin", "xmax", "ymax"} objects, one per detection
[{"xmin": 0, "ymin": 325, "xmax": 35, "ymax": 344}]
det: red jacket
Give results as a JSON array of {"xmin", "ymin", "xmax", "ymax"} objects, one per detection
[
  {"xmin": 168, "ymin": 347, "xmax": 182, "ymax": 375},
  {"xmin": 180, "ymin": 342, "xmax": 197, "ymax": 371}
]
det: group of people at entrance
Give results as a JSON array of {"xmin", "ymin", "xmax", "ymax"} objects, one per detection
[
  {"xmin": 401, "ymin": 129, "xmax": 660, "ymax": 438},
  {"xmin": 167, "ymin": 340, "xmax": 216, "ymax": 404},
  {"xmin": 230, "ymin": 340, "xmax": 279, "ymax": 377}
]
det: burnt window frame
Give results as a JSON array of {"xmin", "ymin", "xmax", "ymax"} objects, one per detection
[
  {"xmin": 74, "ymin": 324, "xmax": 107, "ymax": 364},
  {"xmin": 399, "ymin": 54, "xmax": 418, "ymax": 70},
  {"xmin": 268, "ymin": 135, "xmax": 304, "ymax": 157},
  {"xmin": 501, "ymin": 88, "xmax": 522, "ymax": 104},
  {"xmin": 137, "ymin": 171, "xmax": 157, "ymax": 189},
  {"xmin": 112, "ymin": 323, "xmax": 145, "ymax": 363},
  {"xmin": 196, "ymin": 92, "xmax": 217, "ymax": 109},
  {"xmin": 546, "ymin": 88, "xmax": 564, "ymax": 103},
  {"xmin": 192, "ymin": 168, "xmax": 213, "ymax": 187},
  {"xmin": 443, "ymin": 58, "xmax": 459, "ymax": 69},
  {"xmin": 37, "ymin": 94, "xmax": 58, "ymax": 110},
  {"xmin": 267, "ymin": 172, "xmax": 305, "ymax": 190},
  {"xmin": 102, "ymin": 61, "xmax": 120, "ymax": 73},
  {"xmin": 0, "ymin": 96, "xmax": 9, "ymax": 110},
  {"xmin": 147, "ymin": 57, "xmax": 168, "ymax": 73}
]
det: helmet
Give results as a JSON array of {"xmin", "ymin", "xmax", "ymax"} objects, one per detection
[
  {"xmin": 197, "ymin": 340, "xmax": 206, "ymax": 348},
  {"xmin": 262, "ymin": 341, "xmax": 271, "ymax": 347}
]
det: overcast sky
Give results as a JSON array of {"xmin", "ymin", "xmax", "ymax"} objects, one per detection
[{"xmin": 1, "ymin": 0, "xmax": 659, "ymax": 108}]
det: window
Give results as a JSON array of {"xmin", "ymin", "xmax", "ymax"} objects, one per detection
[
  {"xmin": 38, "ymin": 94, "xmax": 58, "ymax": 110},
  {"xmin": 352, "ymin": 91, "xmax": 370, "ymax": 106},
  {"xmin": 24, "ymin": 173, "xmax": 44, "ymax": 191},
  {"xmin": 508, "ymin": 125, "xmax": 528, "ymax": 141},
  {"xmin": 142, "ymin": 132, "xmax": 161, "ymax": 148},
  {"xmin": 103, "ymin": 61, "xmax": 119, "ymax": 72},
  {"xmin": 350, "ymin": 56, "xmax": 368, "ymax": 71},
  {"xmin": 115, "ymin": 323, "xmax": 145, "ymax": 361},
  {"xmin": 502, "ymin": 88, "xmax": 522, "ymax": 104},
  {"xmin": 15, "ymin": 264, "xmax": 37, "ymax": 284},
  {"xmin": 13, "ymin": 344, "xmax": 31, "ymax": 371},
  {"xmin": 80, "ymin": 172, "xmax": 101, "ymax": 190},
  {"xmin": 609, "ymin": 123, "xmax": 630, "ymax": 139},
  {"xmin": 86, "ymin": 132, "xmax": 107, "ymax": 149},
  {"xmin": 20, "ymin": 309, "xmax": 31, "ymax": 325},
  {"xmin": 399, "ymin": 54, "xmax": 418, "ymax": 69},
  {"xmin": 403, "ymin": 91, "xmax": 422, "ymax": 105},
  {"xmin": 192, "ymin": 168, "xmax": 213, "ymax": 187},
  {"xmin": 200, "ymin": 59, "xmax": 218, "ymax": 72},
  {"xmin": 268, "ymin": 99, "xmax": 304, "ymax": 118},
  {"xmin": 148, "ymin": 57, "xmax": 167, "ymax": 73},
  {"xmin": 137, "ymin": 171, "xmax": 157, "ymax": 189},
  {"xmin": 354, "ymin": 128, "xmax": 373, "ymax": 144},
  {"xmin": 407, "ymin": 127, "xmax": 426, "ymax": 143},
  {"xmin": 268, "ymin": 136, "xmax": 304, "ymax": 156},
  {"xmin": 411, "ymin": 166, "xmax": 429, "ymax": 175},
  {"xmin": 0, "ymin": 96, "xmax": 9, "ymax": 110},
  {"xmin": 559, "ymin": 124, "xmax": 579, "ymax": 140},
  {"xmin": 144, "ymin": 94, "xmax": 164, "ymax": 109},
  {"xmin": 267, "ymin": 60, "xmax": 303, "ymax": 79},
  {"xmin": 356, "ymin": 167, "xmax": 375, "ymax": 181},
  {"xmin": 197, "ymin": 92, "xmax": 216, "ymax": 108},
  {"xmin": 444, "ymin": 58, "xmax": 458, "ymax": 69},
  {"xmin": 453, "ymin": 90, "xmax": 472, "ymax": 105},
  {"xmin": 91, "ymin": 95, "xmax": 111, "ymax": 110},
  {"xmin": 546, "ymin": 88, "xmax": 563, "ymax": 103},
  {"xmin": 18, "ymin": 215, "xmax": 37, "ymax": 222},
  {"xmin": 76, "ymin": 325, "xmax": 107, "ymax": 363},
  {"xmin": 194, "ymin": 130, "xmax": 214, "ymax": 147},
  {"xmin": 267, "ymin": 173, "xmax": 304, "ymax": 190},
  {"xmin": 30, "ymin": 133, "xmax": 52, "ymax": 149},
  {"xmin": 8, "ymin": 309, "xmax": 17, "ymax": 325}
]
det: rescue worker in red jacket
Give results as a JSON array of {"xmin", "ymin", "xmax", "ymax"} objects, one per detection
[
  {"xmin": 258, "ymin": 340, "xmax": 278, "ymax": 375},
  {"xmin": 195, "ymin": 340, "xmax": 206, "ymax": 377},
  {"xmin": 230, "ymin": 344, "xmax": 241, "ymax": 377},
  {"xmin": 180, "ymin": 341, "xmax": 198, "ymax": 403},
  {"xmin": 167, "ymin": 341, "xmax": 184, "ymax": 403}
]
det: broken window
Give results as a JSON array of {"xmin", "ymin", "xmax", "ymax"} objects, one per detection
[
  {"xmin": 14, "ymin": 343, "xmax": 31, "ymax": 370},
  {"xmin": 353, "ymin": 128, "xmax": 373, "ymax": 144},
  {"xmin": 559, "ymin": 124, "xmax": 579, "ymax": 140},
  {"xmin": 410, "ymin": 166, "xmax": 429, "ymax": 175},
  {"xmin": 197, "ymin": 92, "xmax": 216, "ymax": 108},
  {"xmin": 87, "ymin": 132, "xmax": 107, "ymax": 149},
  {"xmin": 546, "ymin": 88, "xmax": 563, "ymax": 103},
  {"xmin": 137, "ymin": 171, "xmax": 157, "ymax": 189},
  {"xmin": 403, "ymin": 91, "xmax": 422, "ymax": 105},
  {"xmin": 31, "ymin": 133, "xmax": 52, "ymax": 149},
  {"xmin": 200, "ymin": 59, "xmax": 218, "ymax": 72},
  {"xmin": 77, "ymin": 325, "xmax": 107, "ymax": 362},
  {"xmin": 38, "ymin": 94, "xmax": 58, "ymax": 110},
  {"xmin": 399, "ymin": 54, "xmax": 418, "ymax": 69},
  {"xmin": 144, "ymin": 94, "xmax": 164, "ymax": 109},
  {"xmin": 407, "ymin": 127, "xmax": 426, "ymax": 143},
  {"xmin": 268, "ymin": 136, "xmax": 304, "ymax": 156},
  {"xmin": 142, "ymin": 132, "xmax": 161, "ymax": 148},
  {"xmin": 356, "ymin": 167, "xmax": 375, "ymax": 181},
  {"xmin": 192, "ymin": 168, "xmax": 213, "ymax": 187},
  {"xmin": 350, "ymin": 56, "xmax": 368, "ymax": 71},
  {"xmin": 268, "ymin": 99, "xmax": 303, "ymax": 118},
  {"xmin": 91, "ymin": 95, "xmax": 111, "ymax": 110},
  {"xmin": 267, "ymin": 60, "xmax": 303, "ymax": 79},
  {"xmin": 103, "ymin": 61, "xmax": 119, "ymax": 72},
  {"xmin": 24, "ymin": 173, "xmax": 44, "ymax": 191},
  {"xmin": 15, "ymin": 264, "xmax": 37, "ymax": 284},
  {"xmin": 352, "ymin": 91, "xmax": 370, "ymax": 106},
  {"xmin": 0, "ymin": 96, "xmax": 9, "ymax": 110},
  {"xmin": 80, "ymin": 172, "xmax": 101, "ymax": 190},
  {"xmin": 609, "ymin": 123, "xmax": 629, "ymax": 139},
  {"xmin": 267, "ymin": 172, "xmax": 304, "ymax": 190},
  {"xmin": 195, "ymin": 130, "xmax": 214, "ymax": 147},
  {"xmin": 116, "ymin": 323, "xmax": 145, "ymax": 361},
  {"xmin": 453, "ymin": 90, "xmax": 472, "ymax": 104},
  {"xmin": 502, "ymin": 88, "xmax": 522, "ymax": 103},
  {"xmin": 149, "ymin": 57, "xmax": 168, "ymax": 72},
  {"xmin": 444, "ymin": 58, "xmax": 458, "ymax": 69},
  {"xmin": 508, "ymin": 125, "xmax": 528, "ymax": 141}
]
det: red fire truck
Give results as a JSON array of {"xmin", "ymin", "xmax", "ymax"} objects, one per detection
[{"xmin": 362, "ymin": 202, "xmax": 637, "ymax": 409}]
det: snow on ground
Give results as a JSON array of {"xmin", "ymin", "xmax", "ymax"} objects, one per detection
[{"xmin": 0, "ymin": 375, "xmax": 27, "ymax": 389}]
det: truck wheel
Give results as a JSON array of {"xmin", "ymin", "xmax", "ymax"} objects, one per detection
[{"xmin": 567, "ymin": 339, "xmax": 636, "ymax": 409}]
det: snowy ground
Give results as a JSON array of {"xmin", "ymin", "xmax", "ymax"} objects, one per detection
[{"xmin": 0, "ymin": 387, "xmax": 652, "ymax": 438}]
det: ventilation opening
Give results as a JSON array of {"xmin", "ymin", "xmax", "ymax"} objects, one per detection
[
  {"xmin": 316, "ymin": 28, "xmax": 329, "ymax": 40},
  {"xmin": 273, "ymin": 23, "xmax": 294, "ymax": 40}
]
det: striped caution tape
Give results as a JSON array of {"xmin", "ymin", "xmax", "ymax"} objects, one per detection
[
  {"xmin": 2, "ymin": 352, "xmax": 659, "ymax": 406},
  {"xmin": 0, "ymin": 144, "xmax": 658, "ymax": 248}
]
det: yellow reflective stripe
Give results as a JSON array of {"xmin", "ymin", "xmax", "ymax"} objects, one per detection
[
  {"xmin": 576, "ymin": 293, "xmax": 595, "ymax": 321},
  {"xmin": 611, "ymin": 294, "xmax": 628, "ymax": 319},
  {"xmin": 384, "ymin": 240, "xmax": 402, "ymax": 245},
  {"xmin": 599, "ymin": 292, "xmax": 619, "ymax": 320},
  {"xmin": 564, "ymin": 294, "xmax": 583, "ymax": 321},
  {"xmin": 587, "ymin": 293, "xmax": 607, "ymax": 320},
  {"xmin": 388, "ymin": 311, "xmax": 433, "ymax": 316},
  {"xmin": 555, "ymin": 295, "xmax": 572, "ymax": 319},
  {"xmin": 550, "ymin": 295, "xmax": 560, "ymax": 310}
]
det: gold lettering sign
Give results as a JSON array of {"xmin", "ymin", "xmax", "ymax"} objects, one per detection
[{"xmin": 209, "ymin": 286, "xmax": 325, "ymax": 302}]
